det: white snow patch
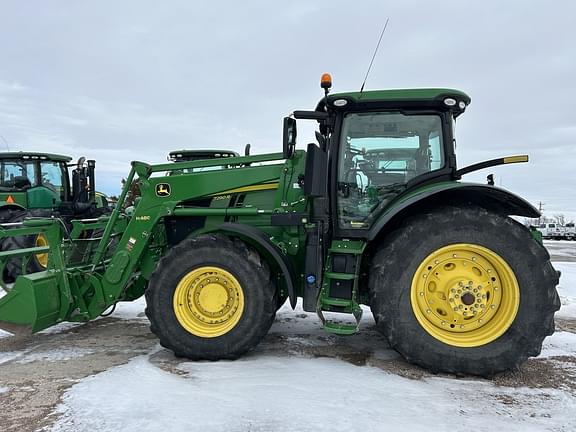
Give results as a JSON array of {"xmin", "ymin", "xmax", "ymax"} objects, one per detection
[
  {"xmin": 0, "ymin": 350, "xmax": 22, "ymax": 365},
  {"xmin": 0, "ymin": 347, "xmax": 94, "ymax": 365},
  {"xmin": 540, "ymin": 330, "xmax": 576, "ymax": 358},
  {"xmin": 110, "ymin": 296, "xmax": 148, "ymax": 321},
  {"xmin": 554, "ymin": 262, "xmax": 576, "ymax": 319},
  {"xmin": 544, "ymin": 240, "xmax": 576, "ymax": 251},
  {"xmin": 51, "ymin": 354, "xmax": 576, "ymax": 432},
  {"xmin": 15, "ymin": 347, "xmax": 95, "ymax": 364}
]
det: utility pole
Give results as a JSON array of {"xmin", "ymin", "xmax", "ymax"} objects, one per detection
[{"xmin": 538, "ymin": 201, "xmax": 545, "ymax": 225}]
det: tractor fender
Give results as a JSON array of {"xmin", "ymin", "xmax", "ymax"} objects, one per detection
[
  {"xmin": 213, "ymin": 223, "xmax": 298, "ymax": 309},
  {"xmin": 0, "ymin": 204, "xmax": 26, "ymax": 220},
  {"xmin": 367, "ymin": 183, "xmax": 539, "ymax": 241}
]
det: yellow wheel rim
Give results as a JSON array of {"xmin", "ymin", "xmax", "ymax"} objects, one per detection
[
  {"xmin": 35, "ymin": 234, "xmax": 49, "ymax": 268},
  {"xmin": 411, "ymin": 244, "xmax": 520, "ymax": 347},
  {"xmin": 173, "ymin": 266, "xmax": 244, "ymax": 338}
]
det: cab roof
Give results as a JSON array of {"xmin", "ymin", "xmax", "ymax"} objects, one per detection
[
  {"xmin": 168, "ymin": 149, "xmax": 239, "ymax": 162},
  {"xmin": 330, "ymin": 88, "xmax": 470, "ymax": 103},
  {"xmin": 325, "ymin": 88, "xmax": 471, "ymax": 117},
  {"xmin": 0, "ymin": 152, "xmax": 72, "ymax": 162}
]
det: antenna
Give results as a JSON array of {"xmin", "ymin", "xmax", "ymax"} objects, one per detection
[{"xmin": 360, "ymin": 18, "xmax": 390, "ymax": 94}]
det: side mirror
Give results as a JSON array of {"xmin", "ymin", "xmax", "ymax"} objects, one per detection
[
  {"xmin": 304, "ymin": 143, "xmax": 327, "ymax": 197},
  {"xmin": 283, "ymin": 117, "xmax": 297, "ymax": 159}
]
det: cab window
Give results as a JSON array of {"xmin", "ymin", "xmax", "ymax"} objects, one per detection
[
  {"xmin": 337, "ymin": 112, "xmax": 444, "ymax": 228},
  {"xmin": 40, "ymin": 161, "xmax": 64, "ymax": 194},
  {"xmin": 0, "ymin": 161, "xmax": 36, "ymax": 190}
]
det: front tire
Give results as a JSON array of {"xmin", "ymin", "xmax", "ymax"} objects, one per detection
[
  {"xmin": 369, "ymin": 206, "xmax": 560, "ymax": 376},
  {"xmin": 145, "ymin": 234, "xmax": 277, "ymax": 360}
]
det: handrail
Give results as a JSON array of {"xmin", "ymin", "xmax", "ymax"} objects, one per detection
[{"xmin": 133, "ymin": 152, "xmax": 287, "ymax": 175}]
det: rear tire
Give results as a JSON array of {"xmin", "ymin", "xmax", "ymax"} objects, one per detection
[
  {"xmin": 369, "ymin": 206, "xmax": 560, "ymax": 377},
  {"xmin": 1, "ymin": 209, "xmax": 53, "ymax": 288},
  {"xmin": 145, "ymin": 234, "xmax": 277, "ymax": 360}
]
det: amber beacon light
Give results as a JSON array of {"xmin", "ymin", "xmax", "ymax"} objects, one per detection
[{"xmin": 320, "ymin": 73, "xmax": 332, "ymax": 90}]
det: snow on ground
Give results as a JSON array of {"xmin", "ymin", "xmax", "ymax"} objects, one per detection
[
  {"xmin": 1, "ymin": 242, "xmax": 576, "ymax": 431},
  {"xmin": 544, "ymin": 240, "xmax": 576, "ymax": 259},
  {"xmin": 14, "ymin": 347, "xmax": 96, "ymax": 365},
  {"xmin": 48, "ymin": 295, "xmax": 576, "ymax": 432},
  {"xmin": 110, "ymin": 296, "xmax": 148, "ymax": 321},
  {"xmin": 51, "ymin": 353, "xmax": 576, "ymax": 432},
  {"xmin": 553, "ymin": 261, "xmax": 576, "ymax": 320},
  {"xmin": 1, "ymin": 346, "xmax": 95, "ymax": 366},
  {"xmin": 541, "ymin": 330, "xmax": 576, "ymax": 358}
]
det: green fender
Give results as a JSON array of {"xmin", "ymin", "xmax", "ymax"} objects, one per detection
[
  {"xmin": 0, "ymin": 204, "xmax": 26, "ymax": 219},
  {"xmin": 367, "ymin": 182, "xmax": 539, "ymax": 241}
]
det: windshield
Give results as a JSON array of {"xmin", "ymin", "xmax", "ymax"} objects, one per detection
[
  {"xmin": 40, "ymin": 161, "xmax": 65, "ymax": 194},
  {"xmin": 0, "ymin": 160, "xmax": 37, "ymax": 191},
  {"xmin": 337, "ymin": 112, "xmax": 444, "ymax": 228}
]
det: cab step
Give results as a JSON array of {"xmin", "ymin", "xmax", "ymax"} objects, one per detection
[{"xmin": 323, "ymin": 320, "xmax": 359, "ymax": 335}]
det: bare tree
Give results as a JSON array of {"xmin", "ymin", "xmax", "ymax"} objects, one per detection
[
  {"xmin": 553, "ymin": 214, "xmax": 566, "ymax": 226},
  {"xmin": 121, "ymin": 177, "xmax": 141, "ymax": 209}
]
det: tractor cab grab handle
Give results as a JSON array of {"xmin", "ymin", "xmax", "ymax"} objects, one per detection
[{"xmin": 455, "ymin": 155, "xmax": 528, "ymax": 179}]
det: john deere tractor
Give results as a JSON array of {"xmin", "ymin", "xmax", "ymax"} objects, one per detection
[
  {"xmin": 0, "ymin": 76, "xmax": 559, "ymax": 376},
  {"xmin": 0, "ymin": 152, "xmax": 107, "ymax": 282}
]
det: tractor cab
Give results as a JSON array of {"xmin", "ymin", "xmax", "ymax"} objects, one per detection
[
  {"xmin": 0, "ymin": 152, "xmax": 99, "ymax": 216},
  {"xmin": 285, "ymin": 75, "xmax": 529, "ymax": 238},
  {"xmin": 285, "ymin": 81, "xmax": 472, "ymax": 235}
]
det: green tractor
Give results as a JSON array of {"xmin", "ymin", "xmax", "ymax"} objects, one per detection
[
  {"xmin": 0, "ymin": 76, "xmax": 559, "ymax": 376},
  {"xmin": 0, "ymin": 152, "xmax": 108, "ymax": 282}
]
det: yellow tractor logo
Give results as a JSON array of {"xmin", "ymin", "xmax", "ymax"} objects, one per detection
[{"xmin": 155, "ymin": 183, "xmax": 171, "ymax": 197}]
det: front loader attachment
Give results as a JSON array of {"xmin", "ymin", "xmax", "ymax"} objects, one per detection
[
  {"xmin": 0, "ymin": 272, "xmax": 62, "ymax": 334},
  {"xmin": 0, "ymin": 219, "xmax": 74, "ymax": 334},
  {"xmin": 0, "ymin": 168, "xmax": 134, "ymax": 335}
]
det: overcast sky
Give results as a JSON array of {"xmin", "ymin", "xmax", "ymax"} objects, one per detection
[{"xmin": 0, "ymin": 1, "xmax": 574, "ymax": 220}]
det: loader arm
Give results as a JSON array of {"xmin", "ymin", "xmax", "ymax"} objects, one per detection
[{"xmin": 0, "ymin": 152, "xmax": 289, "ymax": 333}]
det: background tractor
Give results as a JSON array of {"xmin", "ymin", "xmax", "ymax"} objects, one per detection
[
  {"xmin": 0, "ymin": 152, "xmax": 108, "ymax": 283},
  {"xmin": 0, "ymin": 76, "xmax": 560, "ymax": 376}
]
